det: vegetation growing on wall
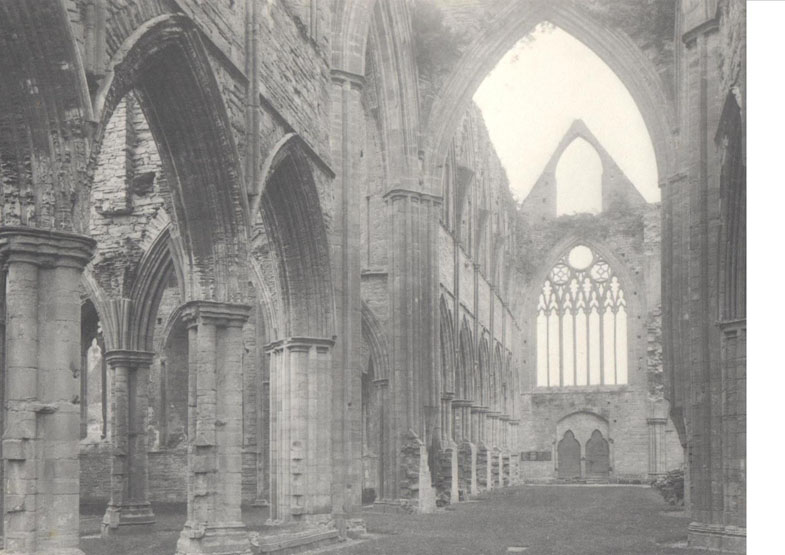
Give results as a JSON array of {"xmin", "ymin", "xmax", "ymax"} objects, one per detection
[{"xmin": 513, "ymin": 204, "xmax": 645, "ymax": 282}]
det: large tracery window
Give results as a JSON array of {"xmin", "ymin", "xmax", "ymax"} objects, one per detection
[{"xmin": 536, "ymin": 245, "xmax": 628, "ymax": 387}]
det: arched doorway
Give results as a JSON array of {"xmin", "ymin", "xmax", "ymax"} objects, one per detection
[
  {"xmin": 585, "ymin": 429, "xmax": 610, "ymax": 477},
  {"xmin": 557, "ymin": 430, "xmax": 581, "ymax": 479}
]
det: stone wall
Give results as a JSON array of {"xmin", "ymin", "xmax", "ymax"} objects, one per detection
[
  {"xmin": 515, "ymin": 197, "xmax": 681, "ymax": 481},
  {"xmin": 662, "ymin": 1, "xmax": 746, "ymax": 550}
]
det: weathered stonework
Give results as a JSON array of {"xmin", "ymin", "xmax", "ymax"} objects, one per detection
[
  {"xmin": 0, "ymin": 228, "xmax": 95, "ymax": 555},
  {"xmin": 0, "ymin": 1, "xmax": 744, "ymax": 552}
]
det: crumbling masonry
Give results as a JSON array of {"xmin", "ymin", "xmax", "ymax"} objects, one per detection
[{"xmin": 0, "ymin": 1, "xmax": 744, "ymax": 554}]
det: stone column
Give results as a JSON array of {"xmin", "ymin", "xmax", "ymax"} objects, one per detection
[
  {"xmin": 509, "ymin": 420, "xmax": 520, "ymax": 484},
  {"xmin": 647, "ymin": 417, "xmax": 667, "ymax": 477},
  {"xmin": 0, "ymin": 227, "xmax": 95, "ymax": 555},
  {"xmin": 384, "ymin": 189, "xmax": 440, "ymax": 507},
  {"xmin": 253, "ymin": 377, "xmax": 270, "ymax": 507},
  {"xmin": 451, "ymin": 403, "xmax": 460, "ymax": 443},
  {"xmin": 441, "ymin": 394, "xmax": 453, "ymax": 444},
  {"xmin": 102, "ymin": 350, "xmax": 155, "ymax": 533},
  {"xmin": 488, "ymin": 413, "xmax": 500, "ymax": 488},
  {"xmin": 176, "ymin": 301, "xmax": 251, "ymax": 555},
  {"xmin": 373, "ymin": 378, "xmax": 390, "ymax": 501},
  {"xmin": 266, "ymin": 337, "xmax": 334, "ymax": 523},
  {"xmin": 329, "ymin": 68, "xmax": 364, "ymax": 516},
  {"xmin": 470, "ymin": 405, "xmax": 482, "ymax": 445}
]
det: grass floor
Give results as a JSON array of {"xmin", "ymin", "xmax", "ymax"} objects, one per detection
[
  {"xmin": 81, "ymin": 485, "xmax": 698, "ymax": 555},
  {"xmin": 338, "ymin": 485, "xmax": 697, "ymax": 555}
]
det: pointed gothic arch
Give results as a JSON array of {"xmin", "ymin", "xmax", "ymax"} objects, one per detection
[
  {"xmin": 89, "ymin": 14, "xmax": 248, "ymax": 300},
  {"xmin": 440, "ymin": 296, "xmax": 456, "ymax": 394},
  {"xmin": 458, "ymin": 318, "xmax": 475, "ymax": 401},
  {"xmin": 424, "ymin": 1, "xmax": 677, "ymax": 197}
]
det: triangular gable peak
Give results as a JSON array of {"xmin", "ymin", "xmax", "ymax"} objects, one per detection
[{"xmin": 520, "ymin": 119, "xmax": 647, "ymax": 221}]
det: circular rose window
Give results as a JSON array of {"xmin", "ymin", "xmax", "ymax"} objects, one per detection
[{"xmin": 567, "ymin": 245, "xmax": 593, "ymax": 270}]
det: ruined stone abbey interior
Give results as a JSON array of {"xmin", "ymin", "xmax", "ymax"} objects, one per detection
[{"xmin": 0, "ymin": 0, "xmax": 746, "ymax": 553}]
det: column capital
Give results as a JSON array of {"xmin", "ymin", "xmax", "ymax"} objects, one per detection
[
  {"xmin": 718, "ymin": 317, "xmax": 746, "ymax": 336},
  {"xmin": 471, "ymin": 405, "xmax": 489, "ymax": 414},
  {"xmin": 330, "ymin": 68, "xmax": 365, "ymax": 90},
  {"xmin": 264, "ymin": 336, "xmax": 335, "ymax": 353},
  {"xmin": 452, "ymin": 399, "xmax": 472, "ymax": 408},
  {"xmin": 383, "ymin": 188, "xmax": 443, "ymax": 205},
  {"xmin": 0, "ymin": 226, "xmax": 95, "ymax": 270},
  {"xmin": 104, "ymin": 350, "xmax": 155, "ymax": 369},
  {"xmin": 181, "ymin": 300, "xmax": 251, "ymax": 329},
  {"xmin": 373, "ymin": 378, "xmax": 389, "ymax": 389}
]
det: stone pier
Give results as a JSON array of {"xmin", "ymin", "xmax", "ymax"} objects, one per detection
[
  {"xmin": 176, "ymin": 301, "xmax": 252, "ymax": 555},
  {"xmin": 103, "ymin": 350, "xmax": 156, "ymax": 534},
  {"xmin": 266, "ymin": 337, "xmax": 334, "ymax": 523},
  {"xmin": 0, "ymin": 228, "xmax": 95, "ymax": 555}
]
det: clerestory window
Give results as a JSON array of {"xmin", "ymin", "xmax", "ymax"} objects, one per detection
[{"xmin": 536, "ymin": 244, "xmax": 628, "ymax": 387}]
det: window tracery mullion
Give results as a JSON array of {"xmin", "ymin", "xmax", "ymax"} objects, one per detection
[{"xmin": 536, "ymin": 246, "xmax": 627, "ymax": 387}]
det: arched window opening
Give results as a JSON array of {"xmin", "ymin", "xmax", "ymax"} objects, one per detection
[
  {"xmin": 473, "ymin": 22, "xmax": 659, "ymax": 204},
  {"xmin": 536, "ymin": 244, "xmax": 628, "ymax": 387},
  {"xmin": 555, "ymin": 138, "xmax": 602, "ymax": 215},
  {"xmin": 81, "ymin": 301, "xmax": 108, "ymax": 442},
  {"xmin": 153, "ymin": 269, "xmax": 187, "ymax": 451}
]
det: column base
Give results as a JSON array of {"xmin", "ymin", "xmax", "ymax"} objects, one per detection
[
  {"xmin": 249, "ymin": 526, "xmax": 340, "ymax": 554},
  {"xmin": 457, "ymin": 441, "xmax": 477, "ymax": 498},
  {"xmin": 688, "ymin": 522, "xmax": 746, "ymax": 553},
  {"xmin": 176, "ymin": 521, "xmax": 252, "ymax": 555},
  {"xmin": 101, "ymin": 502, "xmax": 155, "ymax": 536}
]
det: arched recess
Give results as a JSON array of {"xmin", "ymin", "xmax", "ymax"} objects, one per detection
[
  {"xmin": 363, "ymin": 0, "xmax": 421, "ymax": 190},
  {"xmin": 556, "ymin": 410, "xmax": 610, "ymax": 452},
  {"xmin": 156, "ymin": 303, "xmax": 189, "ymax": 450},
  {"xmin": 504, "ymin": 352, "xmax": 514, "ymax": 416},
  {"xmin": 423, "ymin": 0, "xmax": 677, "ymax": 194},
  {"xmin": 717, "ymin": 92, "xmax": 745, "ymax": 323},
  {"xmin": 334, "ymin": 0, "xmax": 420, "ymax": 191},
  {"xmin": 439, "ymin": 297, "xmax": 456, "ymax": 395},
  {"xmin": 361, "ymin": 301, "xmax": 391, "ymax": 382},
  {"xmin": 557, "ymin": 430, "xmax": 581, "ymax": 479},
  {"xmin": 493, "ymin": 344, "xmax": 504, "ymax": 412},
  {"xmin": 458, "ymin": 318, "xmax": 475, "ymax": 402},
  {"xmin": 360, "ymin": 301, "xmax": 390, "ymax": 504},
  {"xmin": 257, "ymin": 146, "xmax": 334, "ymax": 338},
  {"xmin": 0, "ymin": 0, "xmax": 93, "ymax": 232},
  {"xmin": 478, "ymin": 336, "xmax": 490, "ymax": 407},
  {"xmin": 89, "ymin": 14, "xmax": 248, "ymax": 300},
  {"xmin": 585, "ymin": 429, "xmax": 611, "ymax": 477},
  {"xmin": 125, "ymin": 225, "xmax": 186, "ymax": 353}
]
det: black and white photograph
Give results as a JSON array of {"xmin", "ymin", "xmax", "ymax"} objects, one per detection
[{"xmin": 0, "ymin": 0, "xmax": 755, "ymax": 553}]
